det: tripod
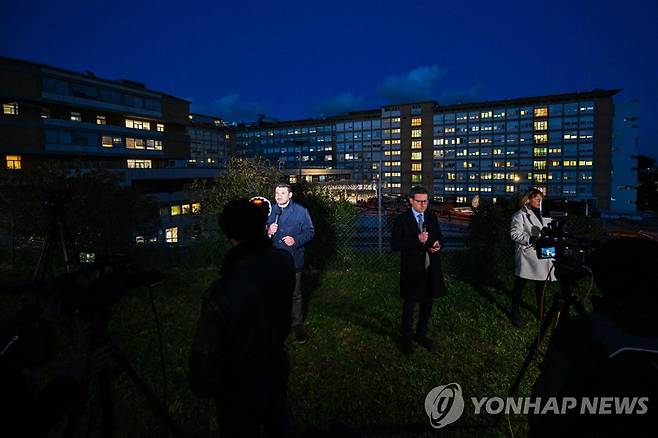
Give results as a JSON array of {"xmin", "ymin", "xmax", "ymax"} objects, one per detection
[
  {"xmin": 507, "ymin": 268, "xmax": 587, "ymax": 398},
  {"xmin": 31, "ymin": 210, "xmax": 184, "ymax": 437}
]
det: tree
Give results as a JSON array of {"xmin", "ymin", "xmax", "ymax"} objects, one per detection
[{"xmin": 0, "ymin": 162, "xmax": 156, "ymax": 268}]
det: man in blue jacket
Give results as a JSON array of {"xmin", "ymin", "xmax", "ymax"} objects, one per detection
[{"xmin": 267, "ymin": 183, "xmax": 315, "ymax": 343}]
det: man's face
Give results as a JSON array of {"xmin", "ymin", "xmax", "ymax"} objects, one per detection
[
  {"xmin": 410, "ymin": 193, "xmax": 429, "ymax": 213},
  {"xmin": 275, "ymin": 187, "xmax": 292, "ymax": 206}
]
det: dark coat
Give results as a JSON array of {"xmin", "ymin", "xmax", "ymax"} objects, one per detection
[
  {"xmin": 189, "ymin": 236, "xmax": 295, "ymax": 398},
  {"xmin": 391, "ymin": 209, "xmax": 447, "ymax": 301},
  {"xmin": 267, "ymin": 200, "xmax": 315, "ymax": 272}
]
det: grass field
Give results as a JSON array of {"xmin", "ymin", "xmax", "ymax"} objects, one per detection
[{"xmin": 1, "ymin": 250, "xmax": 588, "ymax": 437}]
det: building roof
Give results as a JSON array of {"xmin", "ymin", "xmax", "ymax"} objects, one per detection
[{"xmin": 0, "ymin": 55, "xmax": 190, "ymax": 103}]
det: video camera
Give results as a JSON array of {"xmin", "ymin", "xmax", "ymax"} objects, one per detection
[{"xmin": 534, "ymin": 217, "xmax": 593, "ymax": 285}]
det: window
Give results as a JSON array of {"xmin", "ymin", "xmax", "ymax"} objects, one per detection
[
  {"xmin": 192, "ymin": 202, "xmax": 201, "ymax": 213},
  {"xmin": 411, "ymin": 117, "xmax": 422, "ymax": 127},
  {"xmin": 411, "ymin": 140, "xmax": 422, "ymax": 149},
  {"xmin": 411, "ymin": 174, "xmax": 422, "ymax": 183},
  {"xmin": 70, "ymin": 112, "xmax": 82, "ymax": 122},
  {"xmin": 533, "ymin": 160, "xmax": 547, "ymax": 170},
  {"xmin": 3, "ymin": 102, "xmax": 18, "ymax": 115},
  {"xmin": 481, "ymin": 111, "xmax": 493, "ymax": 119},
  {"xmin": 126, "ymin": 138, "xmax": 145, "ymax": 149},
  {"xmin": 411, "ymin": 152, "xmax": 422, "ymax": 160},
  {"xmin": 113, "ymin": 137, "xmax": 123, "ymax": 147},
  {"xmin": 6, "ymin": 155, "xmax": 21, "ymax": 170},
  {"xmin": 165, "ymin": 227, "xmax": 178, "ymax": 243},
  {"xmin": 157, "ymin": 123, "xmax": 164, "ymax": 132},
  {"xmin": 578, "ymin": 160, "xmax": 593, "ymax": 167},
  {"xmin": 125, "ymin": 119, "xmax": 151, "ymax": 130},
  {"xmin": 534, "ymin": 121, "xmax": 547, "ymax": 130},
  {"xmin": 411, "ymin": 163, "xmax": 422, "ymax": 171},
  {"xmin": 126, "ymin": 159, "xmax": 152, "ymax": 168},
  {"xmin": 411, "ymin": 129, "xmax": 422, "ymax": 138},
  {"xmin": 171, "ymin": 205, "xmax": 181, "ymax": 216},
  {"xmin": 506, "ymin": 185, "xmax": 517, "ymax": 193},
  {"xmin": 96, "ymin": 115, "xmax": 107, "ymax": 125},
  {"xmin": 534, "ymin": 134, "xmax": 548, "ymax": 144},
  {"xmin": 534, "ymin": 107, "xmax": 548, "ymax": 117},
  {"xmin": 101, "ymin": 136, "xmax": 113, "ymax": 148},
  {"xmin": 182, "ymin": 204, "xmax": 191, "ymax": 215}
]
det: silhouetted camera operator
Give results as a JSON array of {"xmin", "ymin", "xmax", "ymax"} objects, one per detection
[
  {"xmin": 189, "ymin": 198, "xmax": 296, "ymax": 437},
  {"xmin": 529, "ymin": 238, "xmax": 658, "ymax": 437}
]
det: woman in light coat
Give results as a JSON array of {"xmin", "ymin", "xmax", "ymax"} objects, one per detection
[{"xmin": 509, "ymin": 188, "xmax": 556, "ymax": 327}]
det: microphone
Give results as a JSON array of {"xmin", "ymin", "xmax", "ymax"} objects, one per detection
[{"xmin": 274, "ymin": 207, "xmax": 282, "ymax": 224}]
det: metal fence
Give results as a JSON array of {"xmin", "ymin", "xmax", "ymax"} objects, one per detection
[{"xmin": 327, "ymin": 206, "xmax": 470, "ymax": 270}]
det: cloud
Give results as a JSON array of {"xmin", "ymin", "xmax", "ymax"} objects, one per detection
[
  {"xmin": 438, "ymin": 86, "xmax": 482, "ymax": 105},
  {"xmin": 313, "ymin": 92, "xmax": 364, "ymax": 116},
  {"xmin": 378, "ymin": 65, "xmax": 448, "ymax": 103},
  {"xmin": 191, "ymin": 94, "xmax": 265, "ymax": 123}
]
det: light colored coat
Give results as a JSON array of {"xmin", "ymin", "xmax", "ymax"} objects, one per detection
[{"xmin": 510, "ymin": 206, "xmax": 557, "ymax": 281}]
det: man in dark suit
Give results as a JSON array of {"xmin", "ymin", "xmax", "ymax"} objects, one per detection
[{"xmin": 391, "ymin": 186, "xmax": 447, "ymax": 356}]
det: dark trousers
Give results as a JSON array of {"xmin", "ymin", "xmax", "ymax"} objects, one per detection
[
  {"xmin": 216, "ymin": 355, "xmax": 291, "ymax": 438},
  {"xmin": 401, "ymin": 299, "xmax": 433, "ymax": 339},
  {"xmin": 292, "ymin": 272, "xmax": 303, "ymax": 326},
  {"xmin": 511, "ymin": 276, "xmax": 546, "ymax": 316}
]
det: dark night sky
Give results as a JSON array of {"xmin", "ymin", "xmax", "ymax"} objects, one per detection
[{"xmin": 1, "ymin": 0, "xmax": 657, "ymax": 157}]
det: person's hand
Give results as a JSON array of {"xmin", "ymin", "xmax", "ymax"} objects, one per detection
[
  {"xmin": 418, "ymin": 231, "xmax": 429, "ymax": 243},
  {"xmin": 268, "ymin": 223, "xmax": 278, "ymax": 236},
  {"xmin": 282, "ymin": 236, "xmax": 295, "ymax": 246},
  {"xmin": 428, "ymin": 240, "xmax": 441, "ymax": 253}
]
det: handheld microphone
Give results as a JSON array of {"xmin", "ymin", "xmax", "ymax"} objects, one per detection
[{"xmin": 274, "ymin": 207, "xmax": 282, "ymax": 224}]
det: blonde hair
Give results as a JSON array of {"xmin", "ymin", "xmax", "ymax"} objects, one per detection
[{"xmin": 520, "ymin": 188, "xmax": 543, "ymax": 207}]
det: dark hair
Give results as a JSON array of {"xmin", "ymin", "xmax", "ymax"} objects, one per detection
[
  {"xmin": 408, "ymin": 186, "xmax": 428, "ymax": 199},
  {"xmin": 218, "ymin": 198, "xmax": 268, "ymax": 241},
  {"xmin": 276, "ymin": 183, "xmax": 292, "ymax": 192}
]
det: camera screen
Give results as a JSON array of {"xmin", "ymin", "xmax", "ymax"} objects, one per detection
[{"xmin": 540, "ymin": 247, "xmax": 556, "ymax": 258}]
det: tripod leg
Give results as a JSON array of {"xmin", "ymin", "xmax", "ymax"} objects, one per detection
[
  {"xmin": 112, "ymin": 349, "xmax": 185, "ymax": 438},
  {"xmin": 507, "ymin": 298, "xmax": 564, "ymax": 398},
  {"xmin": 100, "ymin": 372, "xmax": 115, "ymax": 438}
]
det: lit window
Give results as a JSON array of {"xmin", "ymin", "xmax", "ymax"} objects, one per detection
[
  {"xmin": 6, "ymin": 155, "xmax": 21, "ymax": 170},
  {"xmin": 3, "ymin": 102, "xmax": 18, "ymax": 115},
  {"xmin": 171, "ymin": 205, "xmax": 181, "ymax": 216},
  {"xmin": 165, "ymin": 227, "xmax": 178, "ymax": 243},
  {"xmin": 506, "ymin": 185, "xmax": 517, "ymax": 193},
  {"xmin": 125, "ymin": 119, "xmax": 150, "ymax": 130},
  {"xmin": 534, "ymin": 121, "xmax": 547, "ymax": 130},
  {"xmin": 101, "ymin": 136, "xmax": 113, "ymax": 148},
  {"xmin": 533, "ymin": 134, "xmax": 548, "ymax": 144},
  {"xmin": 411, "ymin": 174, "xmax": 422, "ymax": 183},
  {"xmin": 135, "ymin": 236, "xmax": 145, "ymax": 245},
  {"xmin": 192, "ymin": 202, "xmax": 201, "ymax": 213},
  {"xmin": 533, "ymin": 160, "xmax": 547, "ymax": 170},
  {"xmin": 563, "ymin": 160, "xmax": 577, "ymax": 167},
  {"xmin": 113, "ymin": 137, "xmax": 122, "ymax": 146},
  {"xmin": 411, "ymin": 152, "xmax": 422, "ymax": 160},
  {"xmin": 96, "ymin": 115, "xmax": 107, "ymax": 125},
  {"xmin": 411, "ymin": 140, "xmax": 422, "ymax": 149},
  {"xmin": 126, "ymin": 159, "xmax": 152, "ymax": 168},
  {"xmin": 181, "ymin": 204, "xmax": 191, "ymax": 215},
  {"xmin": 481, "ymin": 111, "xmax": 493, "ymax": 118},
  {"xmin": 411, "ymin": 117, "xmax": 422, "ymax": 127},
  {"xmin": 411, "ymin": 163, "xmax": 422, "ymax": 171},
  {"xmin": 533, "ymin": 147, "xmax": 547, "ymax": 156},
  {"xmin": 411, "ymin": 129, "xmax": 422, "ymax": 138},
  {"xmin": 157, "ymin": 123, "xmax": 164, "ymax": 132},
  {"xmin": 534, "ymin": 107, "xmax": 548, "ymax": 117},
  {"xmin": 71, "ymin": 112, "xmax": 82, "ymax": 122},
  {"xmin": 578, "ymin": 160, "xmax": 593, "ymax": 167}
]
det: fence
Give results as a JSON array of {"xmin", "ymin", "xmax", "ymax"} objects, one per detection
[{"xmin": 326, "ymin": 206, "xmax": 470, "ymax": 271}]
